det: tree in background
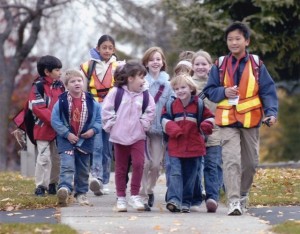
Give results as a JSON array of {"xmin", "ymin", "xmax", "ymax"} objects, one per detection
[
  {"xmin": 164, "ymin": 0, "xmax": 300, "ymax": 162},
  {"xmin": 164, "ymin": 0, "xmax": 300, "ymax": 81},
  {"xmin": 0, "ymin": 0, "xmax": 70, "ymax": 171}
]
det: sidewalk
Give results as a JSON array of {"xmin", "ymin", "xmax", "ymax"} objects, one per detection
[{"xmin": 60, "ymin": 173, "xmax": 274, "ymax": 234}]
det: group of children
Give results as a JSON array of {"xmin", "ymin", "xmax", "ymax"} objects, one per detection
[{"xmin": 23, "ymin": 21, "xmax": 278, "ymax": 216}]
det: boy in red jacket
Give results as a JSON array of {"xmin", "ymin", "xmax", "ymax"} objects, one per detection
[
  {"xmin": 28, "ymin": 55, "xmax": 65, "ymax": 196},
  {"xmin": 161, "ymin": 74, "xmax": 214, "ymax": 213}
]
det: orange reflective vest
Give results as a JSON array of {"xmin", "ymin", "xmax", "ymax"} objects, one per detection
[
  {"xmin": 215, "ymin": 59, "xmax": 263, "ymax": 128},
  {"xmin": 80, "ymin": 60, "xmax": 117, "ymax": 102}
]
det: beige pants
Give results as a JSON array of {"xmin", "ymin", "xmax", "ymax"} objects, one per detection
[
  {"xmin": 140, "ymin": 134, "xmax": 165, "ymax": 199},
  {"xmin": 35, "ymin": 140, "xmax": 60, "ymax": 189},
  {"xmin": 220, "ymin": 127, "xmax": 259, "ymax": 203}
]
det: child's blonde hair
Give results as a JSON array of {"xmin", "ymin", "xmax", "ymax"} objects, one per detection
[
  {"xmin": 63, "ymin": 69, "xmax": 84, "ymax": 86},
  {"xmin": 142, "ymin": 46, "xmax": 167, "ymax": 71},
  {"xmin": 192, "ymin": 50, "xmax": 213, "ymax": 65},
  {"xmin": 170, "ymin": 74, "xmax": 198, "ymax": 95}
]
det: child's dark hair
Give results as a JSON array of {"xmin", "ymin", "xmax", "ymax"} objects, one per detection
[
  {"xmin": 37, "ymin": 55, "xmax": 62, "ymax": 77},
  {"xmin": 225, "ymin": 22, "xmax": 251, "ymax": 40},
  {"xmin": 114, "ymin": 60, "xmax": 147, "ymax": 87},
  {"xmin": 97, "ymin": 34, "xmax": 115, "ymax": 47}
]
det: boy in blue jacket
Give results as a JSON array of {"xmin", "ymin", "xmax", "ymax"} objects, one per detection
[
  {"xmin": 51, "ymin": 69, "xmax": 101, "ymax": 206},
  {"xmin": 203, "ymin": 22, "xmax": 278, "ymax": 215}
]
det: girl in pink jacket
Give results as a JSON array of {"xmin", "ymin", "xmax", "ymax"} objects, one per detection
[{"xmin": 102, "ymin": 61, "xmax": 155, "ymax": 212}]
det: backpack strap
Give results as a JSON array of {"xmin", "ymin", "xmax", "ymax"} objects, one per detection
[
  {"xmin": 114, "ymin": 87, "xmax": 149, "ymax": 114},
  {"xmin": 87, "ymin": 60, "xmax": 97, "ymax": 83},
  {"xmin": 114, "ymin": 87, "xmax": 124, "ymax": 113},
  {"xmin": 216, "ymin": 56, "xmax": 228, "ymax": 85},
  {"xmin": 141, "ymin": 90, "xmax": 149, "ymax": 114},
  {"xmin": 249, "ymin": 54, "xmax": 262, "ymax": 81},
  {"xmin": 197, "ymin": 97, "xmax": 204, "ymax": 129},
  {"xmin": 154, "ymin": 85, "xmax": 165, "ymax": 103}
]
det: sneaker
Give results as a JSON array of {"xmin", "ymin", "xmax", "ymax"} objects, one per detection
[
  {"xmin": 89, "ymin": 178, "xmax": 103, "ymax": 196},
  {"xmin": 240, "ymin": 195, "xmax": 249, "ymax": 212},
  {"xmin": 48, "ymin": 183, "xmax": 57, "ymax": 195},
  {"xmin": 228, "ymin": 201, "xmax": 242, "ymax": 215},
  {"xmin": 35, "ymin": 186, "xmax": 46, "ymax": 196},
  {"xmin": 166, "ymin": 201, "xmax": 181, "ymax": 213},
  {"xmin": 103, "ymin": 184, "xmax": 110, "ymax": 195},
  {"xmin": 148, "ymin": 193, "xmax": 154, "ymax": 207},
  {"xmin": 128, "ymin": 195, "xmax": 145, "ymax": 211},
  {"xmin": 116, "ymin": 197, "xmax": 127, "ymax": 212},
  {"xmin": 181, "ymin": 206, "xmax": 190, "ymax": 213},
  {"xmin": 206, "ymin": 199, "xmax": 218, "ymax": 213},
  {"xmin": 144, "ymin": 203, "xmax": 151, "ymax": 211},
  {"xmin": 77, "ymin": 194, "xmax": 90, "ymax": 206},
  {"xmin": 190, "ymin": 205, "xmax": 201, "ymax": 212},
  {"xmin": 57, "ymin": 187, "xmax": 69, "ymax": 206}
]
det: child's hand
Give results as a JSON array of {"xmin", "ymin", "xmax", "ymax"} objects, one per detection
[
  {"xmin": 67, "ymin": 133, "xmax": 79, "ymax": 144},
  {"xmin": 81, "ymin": 129, "xmax": 95, "ymax": 139},
  {"xmin": 200, "ymin": 121, "xmax": 213, "ymax": 135},
  {"xmin": 225, "ymin": 86, "xmax": 239, "ymax": 98}
]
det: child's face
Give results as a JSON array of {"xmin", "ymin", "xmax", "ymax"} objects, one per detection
[
  {"xmin": 66, "ymin": 76, "xmax": 84, "ymax": 96},
  {"xmin": 127, "ymin": 73, "xmax": 146, "ymax": 93},
  {"xmin": 226, "ymin": 29, "xmax": 249, "ymax": 59},
  {"xmin": 173, "ymin": 82, "xmax": 192, "ymax": 103},
  {"xmin": 45, "ymin": 68, "xmax": 61, "ymax": 80},
  {"xmin": 97, "ymin": 40, "xmax": 115, "ymax": 62},
  {"xmin": 192, "ymin": 56, "xmax": 211, "ymax": 78},
  {"xmin": 146, "ymin": 51, "xmax": 163, "ymax": 74}
]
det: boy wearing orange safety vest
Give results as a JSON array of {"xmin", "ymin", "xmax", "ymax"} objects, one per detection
[{"xmin": 203, "ymin": 22, "xmax": 278, "ymax": 216}]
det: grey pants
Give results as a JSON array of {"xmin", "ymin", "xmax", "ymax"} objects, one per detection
[{"xmin": 35, "ymin": 140, "xmax": 60, "ymax": 189}]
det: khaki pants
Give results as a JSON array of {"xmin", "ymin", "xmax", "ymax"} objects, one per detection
[
  {"xmin": 220, "ymin": 127, "xmax": 259, "ymax": 203},
  {"xmin": 140, "ymin": 134, "xmax": 165, "ymax": 199},
  {"xmin": 35, "ymin": 140, "xmax": 60, "ymax": 189}
]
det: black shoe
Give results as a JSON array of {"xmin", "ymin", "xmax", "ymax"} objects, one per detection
[
  {"xmin": 148, "ymin": 193, "xmax": 154, "ymax": 207},
  {"xmin": 166, "ymin": 202, "xmax": 180, "ymax": 213},
  {"xmin": 48, "ymin": 183, "xmax": 57, "ymax": 195},
  {"xmin": 144, "ymin": 203, "xmax": 151, "ymax": 211},
  {"xmin": 35, "ymin": 186, "xmax": 46, "ymax": 196}
]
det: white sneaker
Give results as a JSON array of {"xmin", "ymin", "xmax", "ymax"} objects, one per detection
[
  {"xmin": 103, "ymin": 184, "xmax": 110, "ymax": 195},
  {"xmin": 57, "ymin": 187, "xmax": 69, "ymax": 206},
  {"xmin": 128, "ymin": 195, "xmax": 145, "ymax": 211},
  {"xmin": 77, "ymin": 194, "xmax": 90, "ymax": 206},
  {"xmin": 116, "ymin": 197, "xmax": 127, "ymax": 212},
  {"xmin": 228, "ymin": 201, "xmax": 242, "ymax": 215},
  {"xmin": 89, "ymin": 178, "xmax": 103, "ymax": 196},
  {"xmin": 240, "ymin": 195, "xmax": 249, "ymax": 212},
  {"xmin": 190, "ymin": 205, "xmax": 201, "ymax": 212}
]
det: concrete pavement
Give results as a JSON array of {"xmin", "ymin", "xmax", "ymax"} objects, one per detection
[{"xmin": 60, "ymin": 174, "xmax": 275, "ymax": 234}]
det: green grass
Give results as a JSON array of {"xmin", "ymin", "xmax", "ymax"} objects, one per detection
[
  {"xmin": 250, "ymin": 168, "xmax": 300, "ymax": 206},
  {"xmin": 272, "ymin": 221, "xmax": 300, "ymax": 234},
  {"xmin": 0, "ymin": 223, "xmax": 77, "ymax": 234},
  {"xmin": 0, "ymin": 172, "xmax": 58, "ymax": 210}
]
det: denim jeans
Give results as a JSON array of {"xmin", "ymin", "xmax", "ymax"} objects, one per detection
[
  {"xmin": 192, "ymin": 145, "xmax": 222, "ymax": 205},
  {"xmin": 166, "ymin": 156, "xmax": 199, "ymax": 208},
  {"xmin": 90, "ymin": 129, "xmax": 112, "ymax": 184},
  {"xmin": 58, "ymin": 150, "xmax": 90, "ymax": 195}
]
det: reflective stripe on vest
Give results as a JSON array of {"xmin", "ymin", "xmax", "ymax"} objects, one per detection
[
  {"xmin": 216, "ymin": 59, "xmax": 262, "ymax": 128},
  {"xmin": 81, "ymin": 61, "xmax": 116, "ymax": 102}
]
